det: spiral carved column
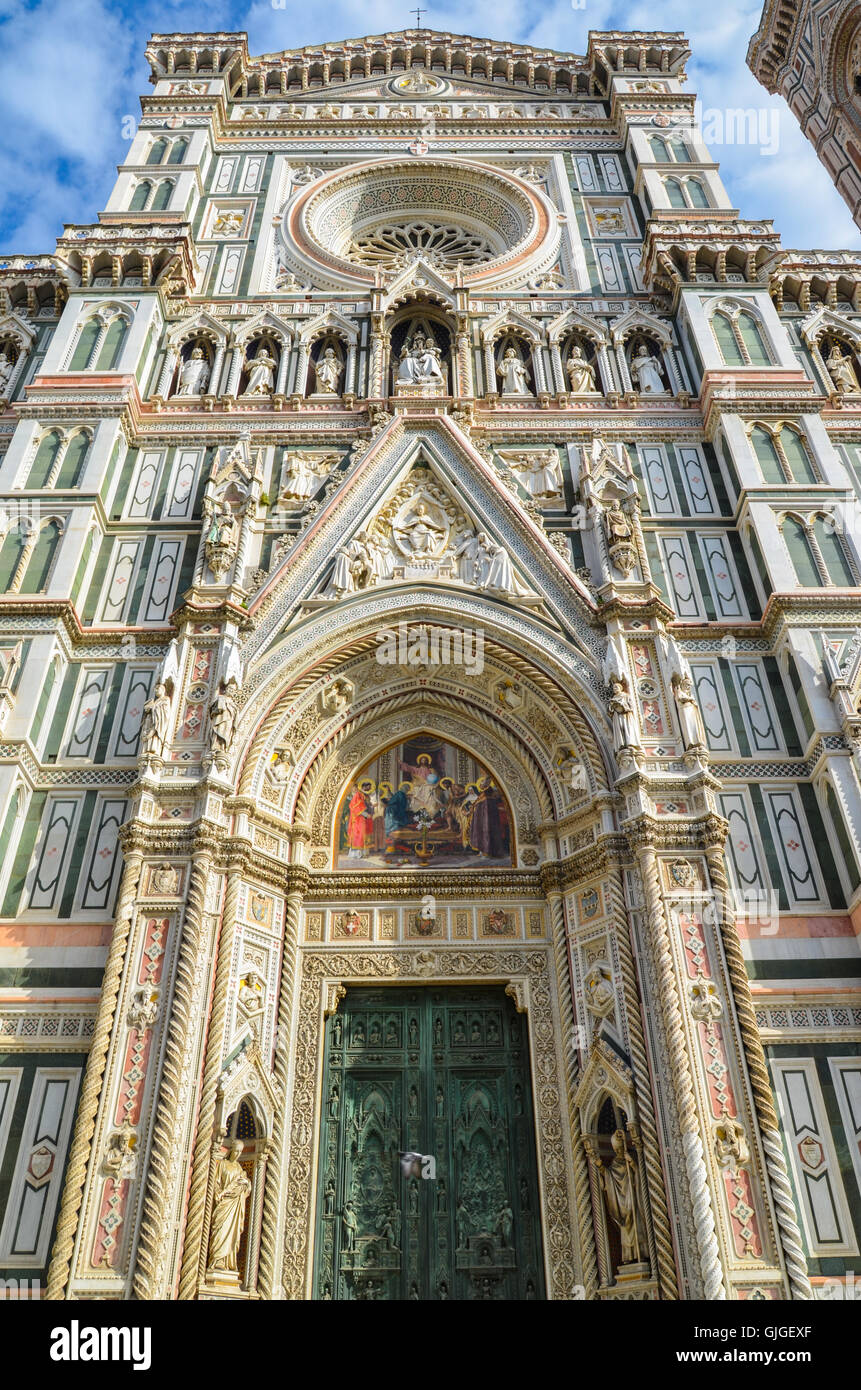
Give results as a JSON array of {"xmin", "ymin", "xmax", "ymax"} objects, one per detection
[
  {"xmin": 547, "ymin": 891, "xmax": 597, "ymax": 1298},
  {"xmin": 132, "ymin": 848, "xmax": 216, "ymax": 1300},
  {"xmin": 177, "ymin": 863, "xmax": 244, "ymax": 1298},
  {"xmin": 606, "ymin": 868, "xmax": 680, "ymax": 1299},
  {"xmin": 257, "ymin": 887, "xmax": 303, "ymax": 1299},
  {"xmin": 45, "ymin": 848, "xmax": 143, "ymax": 1299},
  {"xmin": 705, "ymin": 846, "xmax": 812, "ymax": 1300},
  {"xmin": 637, "ymin": 845, "xmax": 725, "ymax": 1299}
]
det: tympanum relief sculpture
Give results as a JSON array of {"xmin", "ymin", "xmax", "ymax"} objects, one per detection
[{"xmin": 323, "ymin": 468, "xmax": 535, "ymax": 602}]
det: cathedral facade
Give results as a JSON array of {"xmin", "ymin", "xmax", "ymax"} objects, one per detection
[
  {"xmin": 0, "ymin": 26, "xmax": 858, "ymax": 1302},
  {"xmin": 748, "ymin": 0, "xmax": 861, "ymax": 229}
]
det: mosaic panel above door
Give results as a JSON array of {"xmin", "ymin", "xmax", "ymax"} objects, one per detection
[{"xmin": 335, "ymin": 734, "xmax": 513, "ymax": 870}]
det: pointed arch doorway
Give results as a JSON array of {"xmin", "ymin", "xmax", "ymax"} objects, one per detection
[{"xmin": 311, "ymin": 983, "xmax": 546, "ymax": 1301}]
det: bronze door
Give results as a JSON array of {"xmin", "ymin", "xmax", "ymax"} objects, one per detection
[{"xmin": 312, "ymin": 984, "xmax": 545, "ymax": 1300}]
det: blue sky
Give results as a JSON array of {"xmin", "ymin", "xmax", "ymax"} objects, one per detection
[{"xmin": 0, "ymin": 0, "xmax": 858, "ymax": 253}]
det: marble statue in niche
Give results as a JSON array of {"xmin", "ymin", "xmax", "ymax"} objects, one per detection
[
  {"xmin": 825, "ymin": 341, "xmax": 861, "ymax": 394},
  {"xmin": 566, "ymin": 343, "xmax": 597, "ymax": 393},
  {"xmin": 242, "ymin": 346, "xmax": 276, "ymax": 396},
  {"xmin": 629, "ymin": 339, "xmax": 668, "ymax": 395},
  {"xmin": 207, "ymin": 1140, "xmax": 251, "ymax": 1277},
  {"xmin": 314, "ymin": 346, "xmax": 343, "ymax": 394},
  {"xmin": 175, "ymin": 346, "xmax": 210, "ymax": 397},
  {"xmin": 497, "ymin": 346, "xmax": 531, "ymax": 395}
]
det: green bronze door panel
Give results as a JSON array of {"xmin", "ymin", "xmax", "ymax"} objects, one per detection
[{"xmin": 312, "ymin": 985, "xmax": 546, "ymax": 1300}]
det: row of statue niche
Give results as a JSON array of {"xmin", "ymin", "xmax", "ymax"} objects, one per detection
[
  {"xmin": 173, "ymin": 340, "xmax": 279, "ymax": 399},
  {"xmin": 169, "ymin": 333, "xmax": 669, "ymax": 402},
  {"xmin": 169, "ymin": 335, "xmax": 669, "ymax": 403},
  {"xmin": 141, "ymin": 674, "xmax": 239, "ymax": 760}
]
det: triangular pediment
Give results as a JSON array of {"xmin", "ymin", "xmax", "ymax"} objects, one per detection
[
  {"xmin": 480, "ymin": 306, "xmax": 543, "ymax": 343},
  {"xmin": 318, "ymin": 459, "xmax": 537, "ymax": 603},
  {"xmin": 547, "ymin": 307, "xmax": 607, "ymax": 346},
  {"xmin": 609, "ymin": 306, "xmax": 671, "ymax": 346},
  {"xmin": 380, "ymin": 258, "xmax": 457, "ymax": 308},
  {"xmin": 0, "ymin": 310, "xmax": 36, "ymax": 348},
  {"xmin": 242, "ymin": 415, "xmax": 601, "ymax": 675},
  {"xmin": 167, "ymin": 308, "xmax": 229, "ymax": 346},
  {"xmin": 299, "ymin": 306, "xmax": 360, "ymax": 344},
  {"xmin": 573, "ymin": 1037, "xmax": 635, "ymax": 1132},
  {"xmin": 210, "ymin": 428, "xmax": 261, "ymax": 492},
  {"xmin": 800, "ymin": 306, "xmax": 861, "ymax": 350},
  {"xmin": 217, "ymin": 1038, "xmax": 280, "ymax": 1133},
  {"xmin": 235, "ymin": 309, "xmax": 294, "ymax": 346}
]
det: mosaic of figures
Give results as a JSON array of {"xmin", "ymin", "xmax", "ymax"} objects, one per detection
[{"xmin": 336, "ymin": 735, "xmax": 512, "ymax": 870}]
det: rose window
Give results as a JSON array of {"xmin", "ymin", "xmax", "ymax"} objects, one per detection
[
  {"xmin": 344, "ymin": 220, "xmax": 496, "ymax": 270},
  {"xmin": 284, "ymin": 159, "xmax": 561, "ymax": 290}
]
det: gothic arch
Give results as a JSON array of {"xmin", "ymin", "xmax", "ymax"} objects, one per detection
[
  {"xmin": 166, "ymin": 310, "xmax": 229, "ymax": 351},
  {"xmin": 547, "ymin": 307, "xmax": 607, "ymax": 348},
  {"xmin": 609, "ymin": 307, "xmax": 672, "ymax": 348},
  {"xmin": 233, "ymin": 593, "xmax": 608, "ymax": 791},
  {"xmin": 230, "ymin": 607, "xmax": 613, "ymax": 860}
]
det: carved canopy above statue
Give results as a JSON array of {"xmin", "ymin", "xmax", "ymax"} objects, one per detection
[{"xmin": 336, "ymin": 733, "xmax": 513, "ymax": 870}]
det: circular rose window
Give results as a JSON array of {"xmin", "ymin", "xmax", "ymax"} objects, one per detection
[{"xmin": 283, "ymin": 158, "xmax": 558, "ymax": 289}]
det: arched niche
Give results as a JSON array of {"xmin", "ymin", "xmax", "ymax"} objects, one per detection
[
  {"xmin": 231, "ymin": 603, "xmax": 611, "ymax": 839},
  {"xmin": 387, "ymin": 304, "xmax": 454, "ymax": 395}
]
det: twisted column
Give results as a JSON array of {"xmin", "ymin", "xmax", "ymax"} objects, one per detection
[
  {"xmin": 132, "ymin": 849, "xmax": 215, "ymax": 1300},
  {"xmin": 547, "ymin": 892, "xmax": 597, "ymax": 1297},
  {"xmin": 605, "ymin": 869, "xmax": 680, "ymax": 1299},
  {"xmin": 572, "ymin": 1115, "xmax": 599, "ymax": 1299},
  {"xmin": 177, "ymin": 864, "xmax": 243, "ymax": 1299},
  {"xmin": 45, "ymin": 848, "xmax": 143, "ymax": 1299},
  {"xmin": 257, "ymin": 888, "xmax": 303, "ymax": 1299},
  {"xmin": 705, "ymin": 846, "xmax": 812, "ymax": 1300},
  {"xmin": 637, "ymin": 845, "xmax": 725, "ymax": 1299}
]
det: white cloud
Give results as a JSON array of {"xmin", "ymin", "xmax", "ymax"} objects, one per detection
[{"xmin": 0, "ymin": 0, "xmax": 857, "ymax": 250}]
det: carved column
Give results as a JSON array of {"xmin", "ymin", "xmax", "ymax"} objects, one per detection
[
  {"xmin": 635, "ymin": 842, "xmax": 726, "ymax": 1299},
  {"xmin": 614, "ymin": 343, "xmax": 632, "ymax": 393},
  {"xmin": 547, "ymin": 889, "xmax": 597, "ymax": 1298},
  {"xmin": 132, "ymin": 844, "xmax": 220, "ymax": 1299},
  {"xmin": 45, "ymin": 846, "xmax": 144, "ymax": 1298},
  {"xmin": 664, "ymin": 347, "xmax": 684, "ymax": 394},
  {"xmin": 7, "ymin": 526, "xmax": 38, "ymax": 594},
  {"xmin": 292, "ymin": 341, "xmax": 311, "ymax": 396},
  {"xmin": 455, "ymin": 323, "xmax": 473, "ymax": 397},
  {"xmin": 550, "ymin": 342, "xmax": 566, "ymax": 393},
  {"xmin": 483, "ymin": 340, "xmax": 497, "ymax": 397},
  {"xmin": 368, "ymin": 327, "xmax": 384, "ymax": 398},
  {"xmin": 225, "ymin": 344, "xmax": 244, "ymax": 398},
  {"xmin": 704, "ymin": 845, "xmax": 812, "ymax": 1299},
  {"xmin": 258, "ymin": 885, "xmax": 304, "ymax": 1298},
  {"xmin": 274, "ymin": 344, "xmax": 289, "ymax": 397},
  {"xmin": 155, "ymin": 347, "xmax": 179, "ymax": 398},
  {"xmin": 177, "ymin": 863, "xmax": 245, "ymax": 1298},
  {"xmin": 532, "ymin": 346, "xmax": 548, "ymax": 394},
  {"xmin": 88, "ymin": 317, "xmax": 111, "ymax": 369},
  {"xmin": 210, "ymin": 343, "xmax": 227, "ymax": 396},
  {"xmin": 596, "ymin": 344, "xmax": 615, "ymax": 393},
  {"xmin": 243, "ymin": 1139, "xmax": 272, "ymax": 1293},
  {"xmin": 344, "ymin": 343, "xmax": 357, "ymax": 396},
  {"xmin": 604, "ymin": 868, "xmax": 679, "ymax": 1298}
]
